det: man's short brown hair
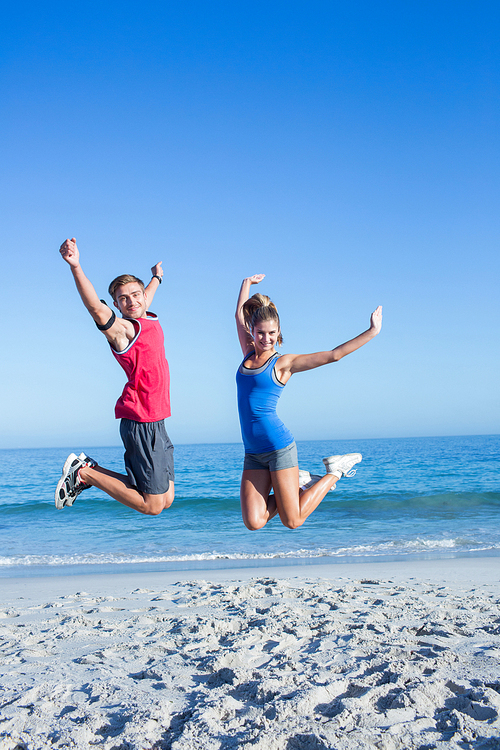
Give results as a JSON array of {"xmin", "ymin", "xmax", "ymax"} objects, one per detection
[{"xmin": 108, "ymin": 274, "xmax": 145, "ymax": 300}]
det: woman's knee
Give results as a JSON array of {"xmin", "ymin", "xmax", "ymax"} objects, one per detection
[
  {"xmin": 243, "ymin": 514, "xmax": 268, "ymax": 531},
  {"xmin": 280, "ymin": 514, "xmax": 303, "ymax": 530}
]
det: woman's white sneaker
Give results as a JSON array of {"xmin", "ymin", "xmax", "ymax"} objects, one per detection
[
  {"xmin": 299, "ymin": 469, "xmax": 336, "ymax": 491},
  {"xmin": 298, "ymin": 469, "xmax": 312, "ymax": 488},
  {"xmin": 322, "ymin": 453, "xmax": 362, "ymax": 479}
]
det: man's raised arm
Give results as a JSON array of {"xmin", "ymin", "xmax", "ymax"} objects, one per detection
[
  {"xmin": 144, "ymin": 261, "xmax": 164, "ymax": 310},
  {"xmin": 59, "ymin": 238, "xmax": 113, "ymax": 327}
]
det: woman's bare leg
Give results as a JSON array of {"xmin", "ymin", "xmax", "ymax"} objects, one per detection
[
  {"xmin": 79, "ymin": 465, "xmax": 174, "ymax": 516},
  {"xmin": 240, "ymin": 469, "xmax": 278, "ymax": 530},
  {"xmin": 271, "ymin": 466, "xmax": 338, "ymax": 529}
]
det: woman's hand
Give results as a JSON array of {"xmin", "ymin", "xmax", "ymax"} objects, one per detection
[
  {"xmin": 370, "ymin": 305, "xmax": 383, "ymax": 335},
  {"xmin": 245, "ymin": 274, "xmax": 265, "ymax": 285}
]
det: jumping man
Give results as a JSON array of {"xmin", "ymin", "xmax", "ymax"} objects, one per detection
[{"xmin": 55, "ymin": 238, "xmax": 174, "ymax": 516}]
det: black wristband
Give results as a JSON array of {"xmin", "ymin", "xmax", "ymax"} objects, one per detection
[
  {"xmin": 153, "ymin": 274, "xmax": 162, "ymax": 284},
  {"xmin": 96, "ymin": 301, "xmax": 116, "ymax": 331}
]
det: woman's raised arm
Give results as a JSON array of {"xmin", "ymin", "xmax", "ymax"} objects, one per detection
[{"xmin": 235, "ymin": 274, "xmax": 265, "ymax": 354}]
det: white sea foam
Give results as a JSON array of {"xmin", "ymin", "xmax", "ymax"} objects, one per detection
[{"xmin": 0, "ymin": 536, "xmax": 496, "ymax": 569}]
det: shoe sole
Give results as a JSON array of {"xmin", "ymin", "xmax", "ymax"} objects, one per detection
[
  {"xmin": 54, "ymin": 453, "xmax": 79, "ymax": 509},
  {"xmin": 324, "ymin": 453, "xmax": 361, "ymax": 462}
]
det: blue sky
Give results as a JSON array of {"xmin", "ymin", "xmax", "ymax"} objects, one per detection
[{"xmin": 1, "ymin": 1, "xmax": 498, "ymax": 449}]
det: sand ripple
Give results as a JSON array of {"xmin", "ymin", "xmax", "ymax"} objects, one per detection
[{"xmin": 1, "ymin": 573, "xmax": 500, "ymax": 749}]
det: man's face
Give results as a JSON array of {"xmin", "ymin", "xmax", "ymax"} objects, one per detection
[{"xmin": 113, "ymin": 282, "xmax": 148, "ymax": 319}]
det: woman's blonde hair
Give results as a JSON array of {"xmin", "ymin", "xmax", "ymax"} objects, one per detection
[
  {"xmin": 242, "ymin": 293, "xmax": 283, "ymax": 346},
  {"xmin": 108, "ymin": 274, "xmax": 144, "ymax": 300}
]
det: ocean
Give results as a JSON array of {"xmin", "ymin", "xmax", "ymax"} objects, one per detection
[{"xmin": 0, "ymin": 435, "xmax": 499, "ymax": 578}]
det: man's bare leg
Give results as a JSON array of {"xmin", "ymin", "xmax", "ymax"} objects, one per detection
[{"xmin": 79, "ymin": 465, "xmax": 173, "ymax": 516}]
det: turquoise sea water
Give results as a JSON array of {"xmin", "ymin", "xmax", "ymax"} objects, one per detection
[{"xmin": 0, "ymin": 435, "xmax": 499, "ymax": 577}]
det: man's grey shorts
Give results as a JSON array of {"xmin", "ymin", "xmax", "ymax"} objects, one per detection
[
  {"xmin": 243, "ymin": 441, "xmax": 298, "ymax": 472},
  {"xmin": 120, "ymin": 419, "xmax": 174, "ymax": 495}
]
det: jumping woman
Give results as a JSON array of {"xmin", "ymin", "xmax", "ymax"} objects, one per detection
[{"xmin": 235, "ymin": 274, "xmax": 382, "ymax": 531}]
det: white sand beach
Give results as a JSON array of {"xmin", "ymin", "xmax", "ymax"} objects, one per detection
[{"xmin": 1, "ymin": 558, "xmax": 500, "ymax": 750}]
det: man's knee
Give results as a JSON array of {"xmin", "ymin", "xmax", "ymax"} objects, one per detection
[
  {"xmin": 143, "ymin": 499, "xmax": 164, "ymax": 516},
  {"xmin": 163, "ymin": 494, "xmax": 174, "ymax": 510},
  {"xmin": 143, "ymin": 490, "xmax": 173, "ymax": 516},
  {"xmin": 163, "ymin": 482, "xmax": 174, "ymax": 509}
]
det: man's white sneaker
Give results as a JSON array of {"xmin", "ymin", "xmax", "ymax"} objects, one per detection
[
  {"xmin": 55, "ymin": 452, "xmax": 96, "ymax": 509},
  {"xmin": 322, "ymin": 453, "xmax": 362, "ymax": 479}
]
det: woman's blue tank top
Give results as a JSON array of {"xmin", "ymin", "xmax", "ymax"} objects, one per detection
[{"xmin": 236, "ymin": 351, "xmax": 294, "ymax": 454}]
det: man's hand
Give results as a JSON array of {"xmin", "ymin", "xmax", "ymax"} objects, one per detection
[
  {"xmin": 60, "ymin": 238, "xmax": 80, "ymax": 268},
  {"xmin": 151, "ymin": 261, "xmax": 163, "ymax": 281}
]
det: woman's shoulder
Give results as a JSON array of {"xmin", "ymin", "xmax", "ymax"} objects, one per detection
[{"xmin": 274, "ymin": 351, "xmax": 294, "ymax": 366}]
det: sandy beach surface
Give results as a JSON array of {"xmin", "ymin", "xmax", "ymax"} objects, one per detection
[{"xmin": 1, "ymin": 558, "xmax": 500, "ymax": 750}]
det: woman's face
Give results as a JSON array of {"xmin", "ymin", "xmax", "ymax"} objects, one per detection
[{"xmin": 252, "ymin": 318, "xmax": 280, "ymax": 352}]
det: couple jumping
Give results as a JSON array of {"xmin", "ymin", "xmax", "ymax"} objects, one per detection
[{"xmin": 56, "ymin": 239, "xmax": 382, "ymax": 529}]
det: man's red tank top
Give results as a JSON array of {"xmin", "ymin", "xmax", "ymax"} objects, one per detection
[{"xmin": 111, "ymin": 312, "xmax": 171, "ymax": 422}]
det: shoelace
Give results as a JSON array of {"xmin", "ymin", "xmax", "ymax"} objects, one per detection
[{"xmin": 67, "ymin": 467, "xmax": 90, "ymax": 497}]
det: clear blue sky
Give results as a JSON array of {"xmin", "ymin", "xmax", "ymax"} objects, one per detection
[{"xmin": 1, "ymin": 1, "xmax": 498, "ymax": 449}]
